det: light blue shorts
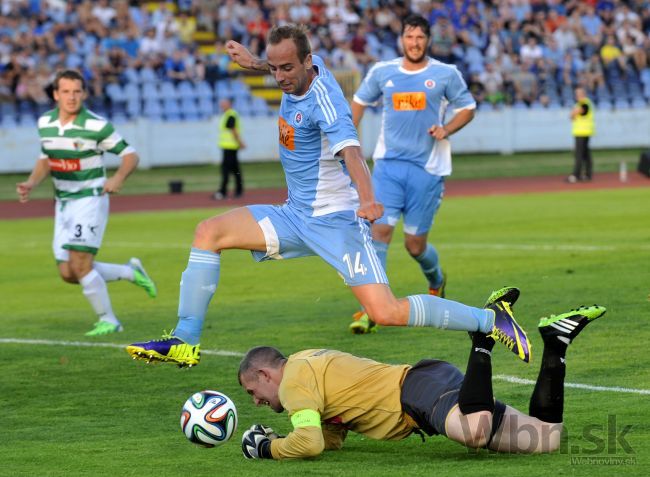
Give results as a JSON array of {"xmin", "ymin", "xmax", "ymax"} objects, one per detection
[
  {"xmin": 372, "ymin": 160, "xmax": 445, "ymax": 236},
  {"xmin": 247, "ymin": 204, "xmax": 388, "ymax": 286}
]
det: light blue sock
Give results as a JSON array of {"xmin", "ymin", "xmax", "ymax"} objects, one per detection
[
  {"xmin": 174, "ymin": 248, "xmax": 220, "ymax": 345},
  {"xmin": 373, "ymin": 240, "xmax": 389, "ymax": 274},
  {"xmin": 414, "ymin": 243, "xmax": 443, "ymax": 289},
  {"xmin": 407, "ymin": 295, "xmax": 494, "ymax": 333}
]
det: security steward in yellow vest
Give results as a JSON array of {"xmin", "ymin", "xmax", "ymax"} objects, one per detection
[
  {"xmin": 568, "ymin": 87, "xmax": 595, "ymax": 183},
  {"xmin": 215, "ymin": 98, "xmax": 245, "ymax": 199}
]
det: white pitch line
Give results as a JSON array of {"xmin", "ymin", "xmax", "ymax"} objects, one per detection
[
  {"xmin": 1, "ymin": 338, "xmax": 648, "ymax": 395},
  {"xmin": 0, "ymin": 338, "xmax": 243, "ymax": 357},
  {"xmin": 494, "ymin": 374, "xmax": 650, "ymax": 395}
]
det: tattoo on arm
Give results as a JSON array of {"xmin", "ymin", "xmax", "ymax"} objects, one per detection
[{"xmin": 252, "ymin": 58, "xmax": 270, "ymax": 72}]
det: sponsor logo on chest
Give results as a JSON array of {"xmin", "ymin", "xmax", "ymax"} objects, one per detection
[
  {"xmin": 278, "ymin": 116, "xmax": 295, "ymax": 150},
  {"xmin": 392, "ymin": 92, "xmax": 426, "ymax": 111},
  {"xmin": 48, "ymin": 158, "xmax": 81, "ymax": 172}
]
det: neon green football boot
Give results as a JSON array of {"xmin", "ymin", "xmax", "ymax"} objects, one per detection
[
  {"xmin": 85, "ymin": 320, "xmax": 123, "ymax": 336},
  {"xmin": 349, "ymin": 311, "xmax": 379, "ymax": 334},
  {"xmin": 129, "ymin": 257, "xmax": 157, "ymax": 298},
  {"xmin": 538, "ymin": 305, "xmax": 606, "ymax": 345}
]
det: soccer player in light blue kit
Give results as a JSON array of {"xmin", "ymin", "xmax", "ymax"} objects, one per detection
[
  {"xmin": 126, "ymin": 25, "xmax": 529, "ymax": 367},
  {"xmin": 349, "ymin": 14, "xmax": 476, "ymax": 334}
]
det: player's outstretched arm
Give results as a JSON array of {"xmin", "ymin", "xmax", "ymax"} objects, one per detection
[
  {"xmin": 16, "ymin": 158, "xmax": 49, "ymax": 203},
  {"xmin": 340, "ymin": 145, "xmax": 383, "ymax": 222},
  {"xmin": 104, "ymin": 152, "xmax": 139, "ymax": 194},
  {"xmin": 226, "ymin": 40, "xmax": 270, "ymax": 72}
]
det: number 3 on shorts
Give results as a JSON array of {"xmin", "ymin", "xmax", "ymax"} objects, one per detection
[{"xmin": 342, "ymin": 252, "xmax": 367, "ymax": 278}]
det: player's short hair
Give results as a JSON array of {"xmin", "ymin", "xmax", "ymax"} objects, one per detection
[
  {"xmin": 268, "ymin": 24, "xmax": 311, "ymax": 63},
  {"xmin": 238, "ymin": 346, "xmax": 287, "ymax": 384},
  {"xmin": 401, "ymin": 14, "xmax": 431, "ymax": 38},
  {"xmin": 53, "ymin": 69, "xmax": 86, "ymax": 91}
]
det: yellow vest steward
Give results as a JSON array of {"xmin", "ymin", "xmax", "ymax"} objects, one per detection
[
  {"xmin": 219, "ymin": 109, "xmax": 241, "ymax": 150},
  {"xmin": 572, "ymin": 98, "xmax": 594, "ymax": 137}
]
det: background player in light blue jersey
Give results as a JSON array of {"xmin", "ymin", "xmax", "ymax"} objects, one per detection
[
  {"xmin": 349, "ymin": 14, "xmax": 476, "ymax": 334},
  {"xmin": 126, "ymin": 25, "xmax": 528, "ymax": 368}
]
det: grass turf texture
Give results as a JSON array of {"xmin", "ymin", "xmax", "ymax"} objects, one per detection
[
  {"xmin": 0, "ymin": 148, "xmax": 644, "ymax": 201},
  {"xmin": 1, "ymin": 187, "xmax": 649, "ymax": 476}
]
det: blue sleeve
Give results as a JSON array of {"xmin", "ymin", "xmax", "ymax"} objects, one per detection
[
  {"xmin": 354, "ymin": 65, "xmax": 383, "ymax": 105},
  {"xmin": 445, "ymin": 67, "xmax": 476, "ymax": 110},
  {"xmin": 311, "ymin": 81, "xmax": 360, "ymax": 155}
]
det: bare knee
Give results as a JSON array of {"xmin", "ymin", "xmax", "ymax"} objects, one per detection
[
  {"xmin": 404, "ymin": 241, "xmax": 426, "ymax": 257},
  {"xmin": 68, "ymin": 262, "xmax": 92, "ymax": 281},
  {"xmin": 193, "ymin": 217, "xmax": 221, "ymax": 250},
  {"xmin": 365, "ymin": 299, "xmax": 405, "ymax": 326},
  {"xmin": 404, "ymin": 235, "xmax": 427, "ymax": 257},
  {"xmin": 371, "ymin": 224, "xmax": 393, "ymax": 244},
  {"xmin": 59, "ymin": 271, "xmax": 78, "ymax": 284},
  {"xmin": 58, "ymin": 263, "xmax": 78, "ymax": 283}
]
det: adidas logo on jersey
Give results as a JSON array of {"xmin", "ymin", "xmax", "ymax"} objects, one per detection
[{"xmin": 385, "ymin": 80, "xmax": 394, "ymax": 87}]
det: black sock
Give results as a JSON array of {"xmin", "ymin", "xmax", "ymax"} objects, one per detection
[
  {"xmin": 529, "ymin": 339, "xmax": 568, "ymax": 423},
  {"xmin": 458, "ymin": 333, "xmax": 495, "ymax": 414}
]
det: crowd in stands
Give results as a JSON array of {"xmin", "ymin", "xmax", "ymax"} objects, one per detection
[{"xmin": 1, "ymin": 0, "xmax": 649, "ymax": 124}]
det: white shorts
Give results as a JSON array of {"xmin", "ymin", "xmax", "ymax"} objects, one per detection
[{"xmin": 53, "ymin": 195, "xmax": 109, "ymax": 262}]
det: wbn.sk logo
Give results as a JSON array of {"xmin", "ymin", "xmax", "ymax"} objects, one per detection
[{"xmin": 462, "ymin": 414, "xmax": 634, "ymax": 460}]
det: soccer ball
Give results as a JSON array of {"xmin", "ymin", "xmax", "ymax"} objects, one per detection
[{"xmin": 180, "ymin": 390, "xmax": 238, "ymax": 448}]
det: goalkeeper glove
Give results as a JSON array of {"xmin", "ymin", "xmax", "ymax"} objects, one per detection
[{"xmin": 241, "ymin": 424, "xmax": 281, "ymax": 459}]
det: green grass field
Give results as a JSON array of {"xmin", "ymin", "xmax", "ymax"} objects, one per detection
[
  {"xmin": 0, "ymin": 148, "xmax": 644, "ymax": 200},
  {"xmin": 1, "ymin": 187, "xmax": 649, "ymax": 476}
]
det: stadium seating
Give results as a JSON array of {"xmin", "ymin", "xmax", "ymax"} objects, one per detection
[{"xmin": 2, "ymin": 0, "xmax": 647, "ymax": 125}]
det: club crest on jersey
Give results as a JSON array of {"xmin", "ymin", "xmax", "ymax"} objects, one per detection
[
  {"xmin": 424, "ymin": 79, "xmax": 436, "ymax": 89},
  {"xmin": 293, "ymin": 111, "xmax": 303, "ymax": 125},
  {"xmin": 73, "ymin": 139, "xmax": 84, "ymax": 150}
]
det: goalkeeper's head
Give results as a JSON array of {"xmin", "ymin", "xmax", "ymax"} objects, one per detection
[{"xmin": 238, "ymin": 346, "xmax": 287, "ymax": 413}]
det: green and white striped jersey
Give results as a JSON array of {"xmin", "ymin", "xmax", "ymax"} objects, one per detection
[{"xmin": 38, "ymin": 106, "xmax": 135, "ymax": 200}]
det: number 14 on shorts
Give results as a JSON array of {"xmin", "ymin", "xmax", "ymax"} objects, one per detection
[{"xmin": 343, "ymin": 252, "xmax": 367, "ymax": 277}]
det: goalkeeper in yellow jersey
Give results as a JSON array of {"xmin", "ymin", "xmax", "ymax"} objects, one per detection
[{"xmin": 238, "ymin": 301, "xmax": 606, "ymax": 460}]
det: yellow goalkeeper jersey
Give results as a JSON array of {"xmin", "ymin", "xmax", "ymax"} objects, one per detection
[{"xmin": 270, "ymin": 349, "xmax": 416, "ymax": 459}]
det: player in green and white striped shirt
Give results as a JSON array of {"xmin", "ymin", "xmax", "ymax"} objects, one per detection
[{"xmin": 16, "ymin": 69, "xmax": 158, "ymax": 336}]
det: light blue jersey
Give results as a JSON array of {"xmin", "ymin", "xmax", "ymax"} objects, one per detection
[
  {"xmin": 278, "ymin": 55, "xmax": 361, "ymax": 217},
  {"xmin": 354, "ymin": 57, "xmax": 475, "ymax": 176}
]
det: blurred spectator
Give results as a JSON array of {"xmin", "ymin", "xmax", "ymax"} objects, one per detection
[
  {"xmin": 92, "ymin": 0, "xmax": 116, "ymax": 28},
  {"xmin": 104, "ymin": 46, "xmax": 128, "ymax": 85},
  {"xmin": 582, "ymin": 52, "xmax": 606, "ymax": 92},
  {"xmin": 350, "ymin": 23, "xmax": 377, "ymax": 68},
  {"xmin": 479, "ymin": 62, "xmax": 505, "ymax": 105},
  {"xmin": 431, "ymin": 16, "xmax": 456, "ymax": 63},
  {"xmin": 511, "ymin": 59, "xmax": 539, "ymax": 106},
  {"xmin": 164, "ymin": 49, "xmax": 189, "ymax": 83},
  {"xmin": 329, "ymin": 13, "xmax": 349, "ymax": 44},
  {"xmin": 520, "ymin": 35, "xmax": 544, "ymax": 62},
  {"xmin": 247, "ymin": 10, "xmax": 270, "ymax": 56},
  {"xmin": 467, "ymin": 72, "xmax": 486, "ymax": 104},
  {"xmin": 175, "ymin": 11, "xmax": 197, "ymax": 46},
  {"xmin": 552, "ymin": 21, "xmax": 579, "ymax": 52},
  {"xmin": 16, "ymin": 65, "xmax": 49, "ymax": 105},
  {"xmin": 331, "ymin": 40, "xmax": 361, "ymax": 71},
  {"xmin": 140, "ymin": 27, "xmax": 162, "ymax": 57},
  {"xmin": 289, "ymin": 0, "xmax": 311, "ymax": 24},
  {"xmin": 600, "ymin": 34, "xmax": 627, "ymax": 75}
]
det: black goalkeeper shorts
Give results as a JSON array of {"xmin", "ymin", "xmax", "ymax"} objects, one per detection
[{"xmin": 400, "ymin": 359, "xmax": 506, "ymax": 439}]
